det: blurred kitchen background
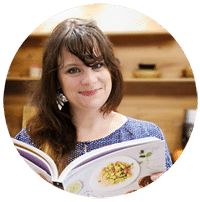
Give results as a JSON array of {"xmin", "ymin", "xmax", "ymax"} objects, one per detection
[{"xmin": 4, "ymin": 4, "xmax": 197, "ymax": 163}]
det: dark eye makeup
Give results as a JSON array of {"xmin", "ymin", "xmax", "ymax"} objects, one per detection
[
  {"xmin": 90, "ymin": 62, "xmax": 105, "ymax": 70},
  {"xmin": 63, "ymin": 61, "xmax": 105, "ymax": 74},
  {"xmin": 66, "ymin": 67, "xmax": 81, "ymax": 74}
]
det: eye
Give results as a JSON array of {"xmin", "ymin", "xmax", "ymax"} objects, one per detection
[
  {"xmin": 66, "ymin": 67, "xmax": 81, "ymax": 74},
  {"xmin": 91, "ymin": 62, "xmax": 104, "ymax": 71}
]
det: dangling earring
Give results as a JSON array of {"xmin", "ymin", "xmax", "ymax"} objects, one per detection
[{"xmin": 56, "ymin": 92, "xmax": 68, "ymax": 110}]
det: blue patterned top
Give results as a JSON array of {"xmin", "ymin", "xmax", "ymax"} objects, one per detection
[{"xmin": 15, "ymin": 117, "xmax": 172, "ymax": 170}]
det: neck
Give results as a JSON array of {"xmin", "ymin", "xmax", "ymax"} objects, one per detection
[
  {"xmin": 72, "ymin": 108, "xmax": 108, "ymax": 129},
  {"xmin": 71, "ymin": 107, "xmax": 127, "ymax": 142},
  {"xmin": 71, "ymin": 108, "xmax": 115, "ymax": 142}
]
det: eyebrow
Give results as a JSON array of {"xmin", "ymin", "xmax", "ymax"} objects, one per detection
[{"xmin": 60, "ymin": 62, "xmax": 82, "ymax": 69}]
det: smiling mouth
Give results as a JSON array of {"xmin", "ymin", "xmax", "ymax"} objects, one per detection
[{"xmin": 79, "ymin": 89, "xmax": 101, "ymax": 96}]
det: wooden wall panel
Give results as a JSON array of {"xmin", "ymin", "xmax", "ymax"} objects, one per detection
[
  {"xmin": 4, "ymin": 81, "xmax": 35, "ymax": 136},
  {"xmin": 118, "ymin": 95, "xmax": 197, "ymax": 153},
  {"xmin": 3, "ymin": 34, "xmax": 197, "ymax": 157},
  {"xmin": 8, "ymin": 37, "xmax": 46, "ymax": 77},
  {"xmin": 110, "ymin": 35, "xmax": 191, "ymax": 79}
]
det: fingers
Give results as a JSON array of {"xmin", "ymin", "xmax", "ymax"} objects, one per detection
[{"xmin": 150, "ymin": 172, "xmax": 163, "ymax": 181}]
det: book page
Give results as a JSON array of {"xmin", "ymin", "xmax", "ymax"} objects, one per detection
[
  {"xmin": 60, "ymin": 137, "xmax": 160, "ymax": 177},
  {"xmin": 13, "ymin": 138, "xmax": 59, "ymax": 180},
  {"xmin": 59, "ymin": 139, "xmax": 165, "ymax": 197},
  {"xmin": 16, "ymin": 146, "xmax": 53, "ymax": 176},
  {"xmin": 24, "ymin": 158, "xmax": 53, "ymax": 183}
]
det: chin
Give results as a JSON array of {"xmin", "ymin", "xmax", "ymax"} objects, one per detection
[{"xmin": 81, "ymin": 102, "xmax": 105, "ymax": 110}]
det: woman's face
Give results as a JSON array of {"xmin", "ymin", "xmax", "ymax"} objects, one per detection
[{"xmin": 57, "ymin": 50, "xmax": 112, "ymax": 112}]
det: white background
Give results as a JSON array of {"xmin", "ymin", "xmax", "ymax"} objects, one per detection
[{"xmin": 0, "ymin": 0, "xmax": 199, "ymax": 201}]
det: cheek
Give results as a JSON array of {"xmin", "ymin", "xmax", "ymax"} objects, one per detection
[
  {"xmin": 107, "ymin": 80, "xmax": 112, "ymax": 95},
  {"xmin": 61, "ymin": 81, "xmax": 76, "ymax": 95},
  {"xmin": 105, "ymin": 72, "xmax": 112, "ymax": 92},
  {"xmin": 58, "ymin": 76, "xmax": 73, "ymax": 95}
]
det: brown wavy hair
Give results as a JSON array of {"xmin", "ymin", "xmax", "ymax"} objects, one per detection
[{"xmin": 27, "ymin": 18, "xmax": 123, "ymax": 172}]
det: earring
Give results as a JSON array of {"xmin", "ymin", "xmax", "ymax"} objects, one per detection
[{"xmin": 56, "ymin": 93, "xmax": 68, "ymax": 110}]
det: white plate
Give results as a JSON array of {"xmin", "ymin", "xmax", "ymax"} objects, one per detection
[{"xmin": 89, "ymin": 156, "xmax": 140, "ymax": 192}]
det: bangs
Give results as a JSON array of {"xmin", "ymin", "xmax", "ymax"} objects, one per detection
[{"xmin": 61, "ymin": 26, "xmax": 104, "ymax": 67}]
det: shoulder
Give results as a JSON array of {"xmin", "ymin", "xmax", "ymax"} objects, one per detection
[
  {"xmin": 15, "ymin": 129, "xmax": 34, "ymax": 146},
  {"xmin": 124, "ymin": 116, "xmax": 165, "ymax": 140},
  {"xmin": 123, "ymin": 116, "xmax": 173, "ymax": 169}
]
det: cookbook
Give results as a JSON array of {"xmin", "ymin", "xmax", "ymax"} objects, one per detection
[{"xmin": 12, "ymin": 137, "xmax": 166, "ymax": 197}]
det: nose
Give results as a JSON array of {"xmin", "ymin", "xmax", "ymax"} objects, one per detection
[{"xmin": 80, "ymin": 68, "xmax": 97, "ymax": 86}]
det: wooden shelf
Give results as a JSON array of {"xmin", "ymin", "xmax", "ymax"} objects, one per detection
[
  {"xmin": 106, "ymin": 30, "xmax": 170, "ymax": 36},
  {"xmin": 30, "ymin": 30, "xmax": 170, "ymax": 38},
  {"xmin": 6, "ymin": 76, "xmax": 194, "ymax": 83},
  {"xmin": 6, "ymin": 76, "xmax": 194, "ymax": 82},
  {"xmin": 6, "ymin": 76, "xmax": 40, "ymax": 81},
  {"xmin": 124, "ymin": 78, "xmax": 195, "ymax": 83}
]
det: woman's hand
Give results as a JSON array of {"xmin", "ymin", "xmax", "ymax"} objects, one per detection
[
  {"xmin": 150, "ymin": 172, "xmax": 163, "ymax": 181},
  {"xmin": 125, "ymin": 172, "xmax": 164, "ymax": 194},
  {"xmin": 138, "ymin": 172, "xmax": 164, "ymax": 188}
]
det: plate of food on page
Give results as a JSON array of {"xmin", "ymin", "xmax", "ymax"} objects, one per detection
[{"xmin": 90, "ymin": 156, "xmax": 140, "ymax": 192}]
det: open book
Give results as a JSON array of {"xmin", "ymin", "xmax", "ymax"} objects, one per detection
[{"xmin": 13, "ymin": 137, "xmax": 166, "ymax": 197}]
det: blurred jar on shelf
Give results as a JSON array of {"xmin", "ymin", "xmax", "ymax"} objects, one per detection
[
  {"xmin": 29, "ymin": 64, "xmax": 42, "ymax": 78},
  {"xmin": 182, "ymin": 109, "xmax": 196, "ymax": 147},
  {"xmin": 160, "ymin": 63, "xmax": 184, "ymax": 78},
  {"xmin": 183, "ymin": 66, "xmax": 194, "ymax": 78}
]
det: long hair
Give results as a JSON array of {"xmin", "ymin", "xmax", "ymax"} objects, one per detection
[{"xmin": 27, "ymin": 18, "xmax": 123, "ymax": 172}]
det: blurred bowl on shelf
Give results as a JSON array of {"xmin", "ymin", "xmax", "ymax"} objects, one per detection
[
  {"xmin": 133, "ymin": 69, "xmax": 160, "ymax": 78},
  {"xmin": 183, "ymin": 66, "xmax": 194, "ymax": 78},
  {"xmin": 159, "ymin": 63, "xmax": 184, "ymax": 78}
]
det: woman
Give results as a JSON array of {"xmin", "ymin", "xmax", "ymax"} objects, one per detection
[{"xmin": 16, "ymin": 18, "xmax": 172, "ymax": 175}]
